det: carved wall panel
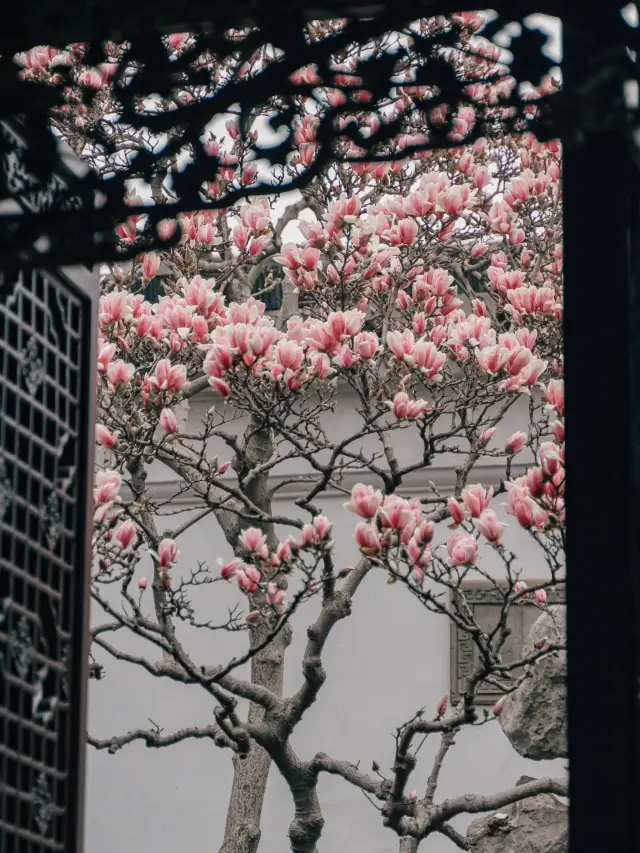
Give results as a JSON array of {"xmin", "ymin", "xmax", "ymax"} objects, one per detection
[{"xmin": 450, "ymin": 580, "xmax": 566, "ymax": 705}]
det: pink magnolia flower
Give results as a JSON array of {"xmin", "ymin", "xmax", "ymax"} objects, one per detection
[
  {"xmin": 159, "ymin": 408, "xmax": 178, "ymax": 433},
  {"xmin": 505, "ymin": 432, "xmax": 527, "ymax": 455},
  {"xmin": 493, "ymin": 696, "xmax": 507, "ymax": 716},
  {"xmin": 138, "ymin": 576, "xmax": 148, "ymax": 591},
  {"xmin": 237, "ymin": 564, "xmax": 261, "ymax": 592},
  {"xmin": 447, "ymin": 531, "xmax": 478, "ymax": 566},
  {"xmin": 233, "ymin": 224, "xmax": 249, "ymax": 250},
  {"xmin": 95, "ymin": 424, "xmax": 117, "ymax": 448},
  {"xmin": 379, "ymin": 495, "xmax": 419, "ymax": 537},
  {"xmin": 275, "ymin": 340, "xmax": 303, "ymax": 371},
  {"xmin": 94, "ymin": 470, "xmax": 122, "ymax": 504},
  {"xmin": 436, "ymin": 694, "xmax": 448, "ymax": 717},
  {"xmin": 148, "ymin": 360, "xmax": 188, "ymax": 394},
  {"xmin": 353, "ymin": 331, "xmax": 379, "ymax": 360},
  {"xmin": 544, "ymin": 379, "xmax": 565, "ymax": 415},
  {"xmin": 535, "ymin": 588, "xmax": 548, "ymax": 605},
  {"xmin": 313, "ymin": 515, "xmax": 332, "ymax": 540},
  {"xmin": 115, "ymin": 520, "xmax": 137, "ymax": 550},
  {"xmin": 97, "ymin": 341, "xmax": 117, "ymax": 373},
  {"xmin": 514, "ymin": 580, "xmax": 529, "ymax": 598},
  {"xmin": 266, "ymin": 583, "xmax": 286, "ymax": 608},
  {"xmin": 141, "ymin": 252, "xmax": 160, "ymax": 280},
  {"xmin": 447, "ymin": 497, "xmax": 465, "ymax": 524},
  {"xmin": 106, "ymin": 360, "xmax": 134, "ymax": 386},
  {"xmin": 474, "ymin": 509, "xmax": 506, "ymax": 543},
  {"xmin": 158, "ymin": 538, "xmax": 179, "ymax": 567},
  {"xmin": 345, "ymin": 484, "xmax": 383, "ymax": 519},
  {"xmin": 221, "ymin": 557, "xmax": 243, "ymax": 579},
  {"xmin": 241, "ymin": 528, "xmax": 269, "ymax": 559},
  {"xmin": 389, "ymin": 392, "xmax": 430, "ymax": 419},
  {"xmin": 246, "ymin": 610, "xmax": 263, "ymax": 625},
  {"xmin": 461, "ymin": 485, "xmax": 493, "ymax": 518},
  {"xmin": 479, "ymin": 427, "xmax": 497, "ymax": 447},
  {"xmin": 355, "ymin": 522, "xmax": 381, "ymax": 553},
  {"xmin": 387, "ymin": 329, "xmax": 415, "ymax": 360}
]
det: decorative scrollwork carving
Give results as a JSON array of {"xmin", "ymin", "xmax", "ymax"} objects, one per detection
[{"xmin": 0, "ymin": 6, "xmax": 637, "ymax": 265}]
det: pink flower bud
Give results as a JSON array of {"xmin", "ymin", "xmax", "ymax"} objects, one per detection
[
  {"xmin": 493, "ymin": 695, "xmax": 506, "ymax": 716},
  {"xmin": 514, "ymin": 580, "xmax": 529, "ymax": 598},
  {"xmin": 408, "ymin": 790, "xmax": 417, "ymax": 801},
  {"xmin": 535, "ymin": 588, "xmax": 548, "ymax": 604},
  {"xmin": 505, "ymin": 431, "xmax": 527, "ymax": 455},
  {"xmin": 158, "ymin": 538, "xmax": 178, "ymax": 568},
  {"xmin": 159, "ymin": 408, "xmax": 178, "ymax": 434},
  {"xmin": 217, "ymin": 461, "xmax": 231, "ymax": 474},
  {"xmin": 436, "ymin": 694, "xmax": 448, "ymax": 717},
  {"xmin": 447, "ymin": 497, "xmax": 465, "ymax": 524},
  {"xmin": 115, "ymin": 520, "xmax": 137, "ymax": 550},
  {"xmin": 141, "ymin": 252, "xmax": 160, "ymax": 281},
  {"xmin": 221, "ymin": 558, "xmax": 243, "ymax": 580},
  {"xmin": 479, "ymin": 427, "xmax": 496, "ymax": 447},
  {"xmin": 96, "ymin": 423, "xmax": 117, "ymax": 448},
  {"xmin": 246, "ymin": 610, "xmax": 263, "ymax": 625},
  {"xmin": 138, "ymin": 576, "xmax": 148, "ymax": 590}
]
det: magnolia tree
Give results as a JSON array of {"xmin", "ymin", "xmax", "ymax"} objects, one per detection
[{"xmin": 19, "ymin": 13, "xmax": 566, "ymax": 853}]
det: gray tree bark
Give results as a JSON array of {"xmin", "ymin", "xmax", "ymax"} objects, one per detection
[{"xmin": 219, "ymin": 418, "xmax": 292, "ymax": 853}]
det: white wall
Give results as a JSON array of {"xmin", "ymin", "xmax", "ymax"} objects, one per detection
[{"xmin": 85, "ymin": 388, "xmax": 565, "ymax": 853}]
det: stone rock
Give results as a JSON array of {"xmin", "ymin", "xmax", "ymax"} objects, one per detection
[
  {"xmin": 498, "ymin": 605, "xmax": 567, "ymax": 760},
  {"xmin": 467, "ymin": 778, "xmax": 568, "ymax": 853}
]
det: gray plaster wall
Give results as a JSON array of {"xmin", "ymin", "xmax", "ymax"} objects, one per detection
[{"xmin": 85, "ymin": 390, "xmax": 566, "ymax": 853}]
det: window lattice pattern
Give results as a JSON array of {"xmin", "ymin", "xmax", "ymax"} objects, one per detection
[{"xmin": 0, "ymin": 269, "xmax": 91, "ymax": 853}]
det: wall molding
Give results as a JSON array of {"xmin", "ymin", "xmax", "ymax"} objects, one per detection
[{"xmin": 128, "ymin": 460, "xmax": 530, "ymax": 507}]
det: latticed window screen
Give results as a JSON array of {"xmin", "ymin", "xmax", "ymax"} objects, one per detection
[{"xmin": 0, "ymin": 269, "xmax": 94, "ymax": 853}]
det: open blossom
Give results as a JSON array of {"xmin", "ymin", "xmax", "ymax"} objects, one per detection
[
  {"xmin": 389, "ymin": 392, "xmax": 431, "ymax": 419},
  {"xmin": 447, "ymin": 531, "xmax": 478, "ymax": 566},
  {"xmin": 148, "ymin": 359, "xmax": 188, "ymax": 394},
  {"xmin": 241, "ymin": 528, "xmax": 269, "ymax": 559},
  {"xmin": 106, "ymin": 360, "xmax": 134, "ymax": 386},
  {"xmin": 94, "ymin": 470, "xmax": 122, "ymax": 504},
  {"xmin": 158, "ymin": 538, "xmax": 179, "ymax": 567},
  {"xmin": 266, "ymin": 583, "xmax": 286, "ymax": 608},
  {"xmin": 461, "ymin": 485, "xmax": 493, "ymax": 518},
  {"xmin": 237, "ymin": 564, "xmax": 261, "ymax": 592},
  {"xmin": 355, "ymin": 522, "xmax": 381, "ymax": 553},
  {"xmin": 345, "ymin": 484, "xmax": 382, "ymax": 519},
  {"xmin": 474, "ymin": 509, "xmax": 506, "ymax": 543}
]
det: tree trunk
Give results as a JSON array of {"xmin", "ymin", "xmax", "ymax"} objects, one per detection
[
  {"xmin": 219, "ymin": 418, "xmax": 292, "ymax": 852},
  {"xmin": 399, "ymin": 839, "xmax": 419, "ymax": 853},
  {"xmin": 220, "ymin": 625, "xmax": 291, "ymax": 852}
]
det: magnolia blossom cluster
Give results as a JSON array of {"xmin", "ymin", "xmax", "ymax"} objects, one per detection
[
  {"xmin": 504, "ymin": 379, "xmax": 565, "ymax": 530},
  {"xmin": 345, "ymin": 485, "xmax": 435, "ymax": 583},
  {"xmin": 219, "ymin": 517, "xmax": 333, "ymax": 612}
]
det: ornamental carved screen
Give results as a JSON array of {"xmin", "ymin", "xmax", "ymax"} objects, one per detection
[{"xmin": 0, "ymin": 268, "xmax": 95, "ymax": 853}]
